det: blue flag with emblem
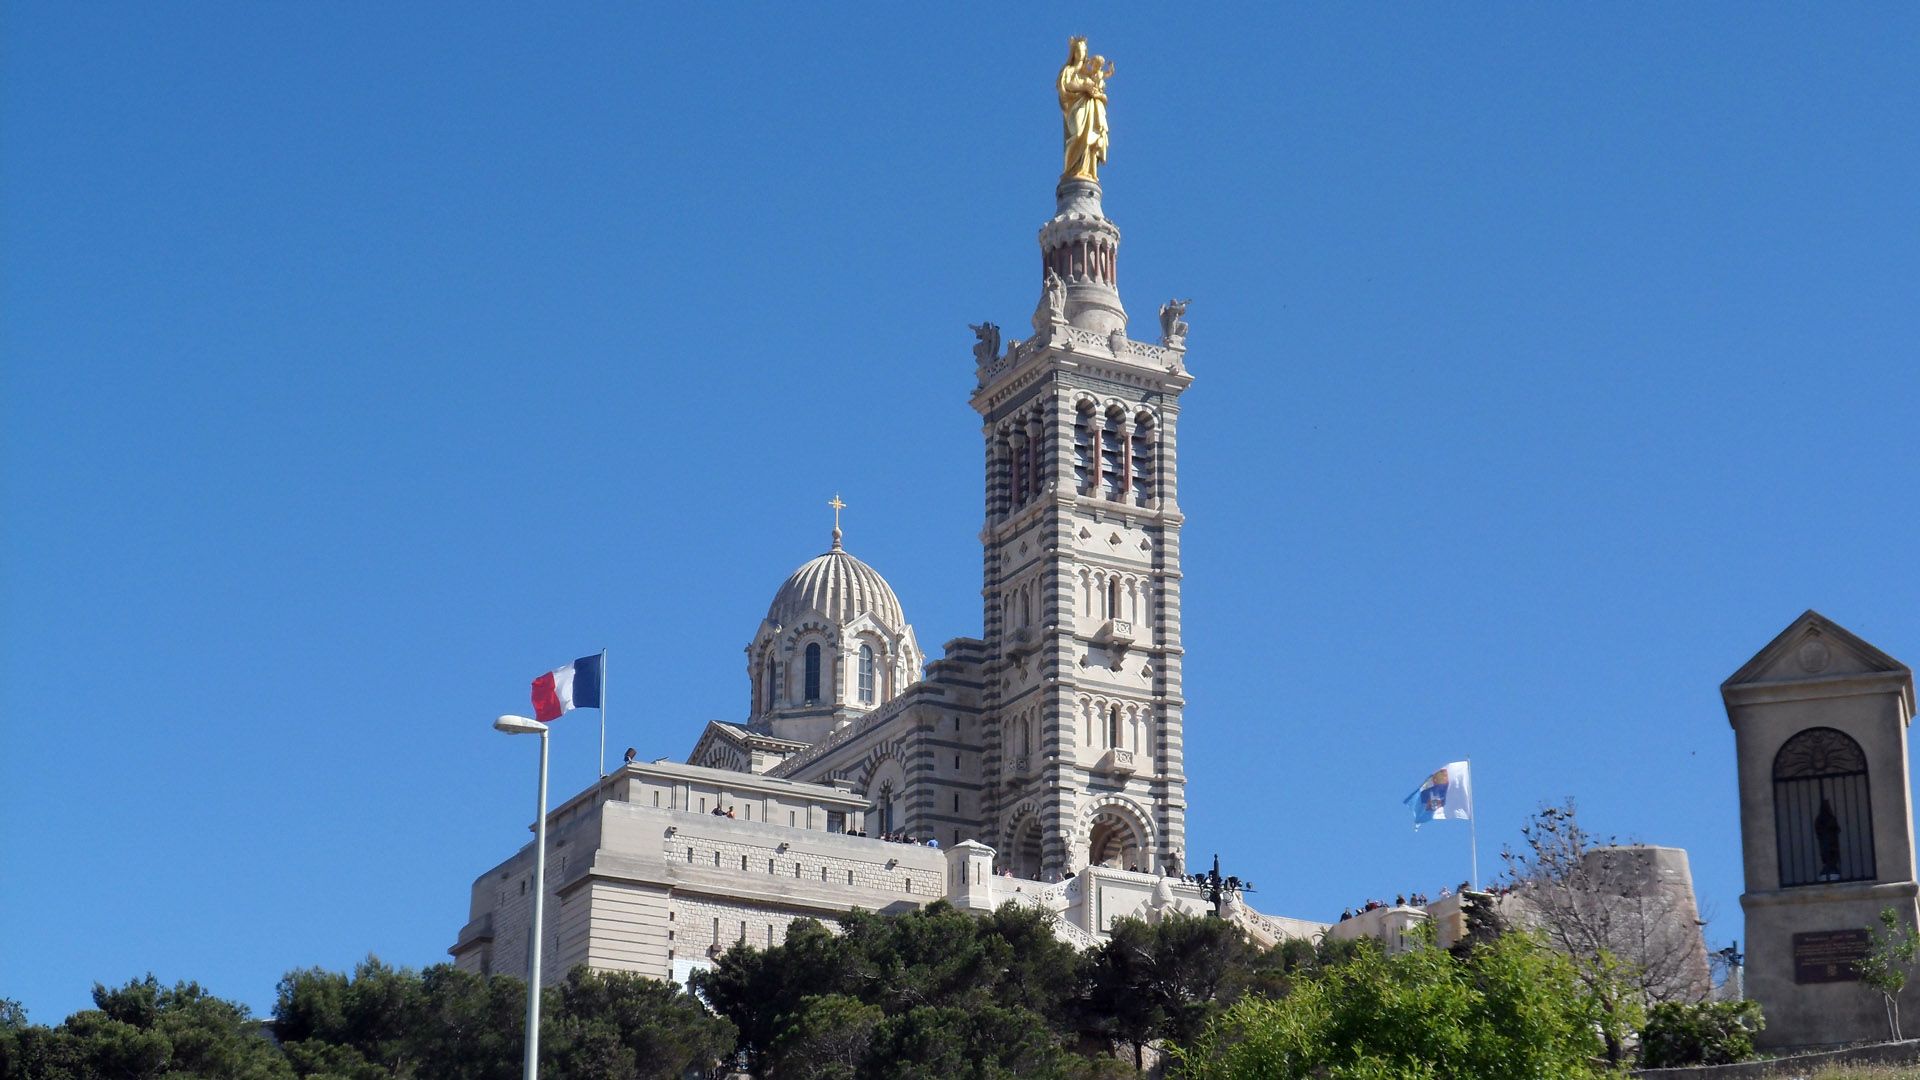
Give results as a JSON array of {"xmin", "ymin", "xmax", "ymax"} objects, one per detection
[{"xmin": 1404, "ymin": 760, "xmax": 1472, "ymax": 828}]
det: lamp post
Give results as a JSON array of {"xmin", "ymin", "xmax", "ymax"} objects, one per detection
[
  {"xmin": 1186, "ymin": 853, "xmax": 1254, "ymax": 918},
  {"xmin": 496, "ymin": 714, "xmax": 550, "ymax": 1080}
]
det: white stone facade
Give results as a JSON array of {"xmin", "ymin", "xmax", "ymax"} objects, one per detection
[{"xmin": 450, "ymin": 758, "xmax": 1259, "ymax": 983}]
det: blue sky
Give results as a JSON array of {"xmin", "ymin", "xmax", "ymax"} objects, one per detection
[{"xmin": 4, "ymin": 4, "xmax": 1917, "ymax": 1022}]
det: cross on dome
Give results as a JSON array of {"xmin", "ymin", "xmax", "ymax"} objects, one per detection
[{"xmin": 828, "ymin": 493, "xmax": 846, "ymax": 550}]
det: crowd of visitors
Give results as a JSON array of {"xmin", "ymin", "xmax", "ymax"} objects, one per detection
[
  {"xmin": 1334, "ymin": 879, "xmax": 1529, "ymax": 921},
  {"xmin": 868, "ymin": 831, "xmax": 938, "ymax": 847},
  {"xmin": 1336, "ymin": 885, "xmax": 1452, "ymax": 921}
]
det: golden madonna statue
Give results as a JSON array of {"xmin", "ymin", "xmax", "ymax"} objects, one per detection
[{"xmin": 1057, "ymin": 37, "xmax": 1114, "ymax": 182}]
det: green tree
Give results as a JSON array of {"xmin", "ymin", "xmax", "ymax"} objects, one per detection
[
  {"xmin": 277, "ymin": 959, "xmax": 731, "ymax": 1080},
  {"xmin": 546, "ymin": 967, "xmax": 735, "ymax": 1080},
  {"xmin": 0, "ymin": 999, "xmax": 30, "ymax": 1080},
  {"xmin": 9, "ymin": 976, "xmax": 292, "ymax": 1080},
  {"xmin": 1638, "ymin": 1000, "xmax": 1763, "ymax": 1068},
  {"xmin": 696, "ymin": 902, "xmax": 1094, "ymax": 1079},
  {"xmin": 274, "ymin": 958, "xmax": 433, "ymax": 1079},
  {"xmin": 1171, "ymin": 931, "xmax": 1610, "ymax": 1080},
  {"xmin": 1078, "ymin": 920, "xmax": 1163, "ymax": 1071},
  {"xmin": 978, "ymin": 903, "xmax": 1086, "ymax": 1027},
  {"xmin": 1857, "ymin": 905, "xmax": 1920, "ymax": 1041},
  {"xmin": 768, "ymin": 995, "xmax": 883, "ymax": 1080},
  {"xmin": 867, "ymin": 1003, "xmax": 1080, "ymax": 1080},
  {"xmin": 411, "ymin": 965, "xmax": 525, "ymax": 1080},
  {"xmin": 1243, "ymin": 936, "xmax": 1365, "ymax": 1002},
  {"xmin": 1446, "ymin": 890, "xmax": 1509, "ymax": 960},
  {"xmin": 694, "ymin": 918, "xmax": 856, "ymax": 1074},
  {"xmin": 1079, "ymin": 912, "xmax": 1258, "ymax": 1069}
]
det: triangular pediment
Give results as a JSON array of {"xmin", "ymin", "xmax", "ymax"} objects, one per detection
[
  {"xmin": 686, "ymin": 720, "xmax": 752, "ymax": 771},
  {"xmin": 1722, "ymin": 609, "xmax": 1911, "ymax": 688}
]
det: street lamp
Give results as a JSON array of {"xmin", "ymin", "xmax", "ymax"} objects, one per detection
[
  {"xmin": 495, "ymin": 714, "xmax": 550, "ymax": 1080},
  {"xmin": 1186, "ymin": 853, "xmax": 1254, "ymax": 918}
]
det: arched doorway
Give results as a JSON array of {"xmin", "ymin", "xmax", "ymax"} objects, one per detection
[
  {"xmin": 1087, "ymin": 811, "xmax": 1145, "ymax": 871},
  {"xmin": 1009, "ymin": 816, "xmax": 1044, "ymax": 879}
]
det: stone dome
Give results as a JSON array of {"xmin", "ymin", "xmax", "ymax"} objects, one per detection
[{"xmin": 766, "ymin": 530, "xmax": 908, "ymax": 634}]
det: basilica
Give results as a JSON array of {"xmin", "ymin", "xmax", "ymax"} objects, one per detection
[{"xmin": 449, "ymin": 44, "xmax": 1308, "ymax": 987}]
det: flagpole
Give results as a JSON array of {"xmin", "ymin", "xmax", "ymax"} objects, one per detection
[
  {"xmin": 1467, "ymin": 757, "xmax": 1479, "ymax": 891},
  {"xmin": 598, "ymin": 649, "xmax": 608, "ymax": 778}
]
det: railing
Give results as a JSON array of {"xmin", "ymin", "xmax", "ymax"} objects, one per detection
[
  {"xmin": 980, "ymin": 325, "xmax": 1182, "ymax": 390},
  {"xmin": 1228, "ymin": 905, "xmax": 1285, "ymax": 948},
  {"xmin": 1000, "ymin": 877, "xmax": 1099, "ymax": 949},
  {"xmin": 1063, "ymin": 326, "xmax": 1110, "ymax": 351},
  {"xmin": 1051, "ymin": 915, "xmax": 1097, "ymax": 950},
  {"xmin": 1122, "ymin": 340, "xmax": 1176, "ymax": 366}
]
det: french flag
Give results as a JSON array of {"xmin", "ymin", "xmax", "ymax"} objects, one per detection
[{"xmin": 530, "ymin": 653, "xmax": 603, "ymax": 723}]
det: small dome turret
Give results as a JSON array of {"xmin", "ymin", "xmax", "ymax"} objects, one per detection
[
  {"xmin": 766, "ymin": 532, "xmax": 909, "ymax": 637},
  {"xmin": 747, "ymin": 513, "xmax": 924, "ymax": 745}
]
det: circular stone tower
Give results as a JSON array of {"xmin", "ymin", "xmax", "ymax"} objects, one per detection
[{"xmin": 1040, "ymin": 178, "xmax": 1126, "ymax": 335}]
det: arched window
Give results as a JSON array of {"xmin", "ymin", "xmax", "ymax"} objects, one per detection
[
  {"xmin": 763, "ymin": 657, "xmax": 777, "ymax": 711},
  {"xmin": 1774, "ymin": 727, "xmax": 1874, "ymax": 887},
  {"xmin": 1009, "ymin": 436, "xmax": 1027, "ymax": 506},
  {"xmin": 1107, "ymin": 578, "xmax": 1121, "ymax": 620},
  {"xmin": 1130, "ymin": 420, "xmax": 1154, "ymax": 504},
  {"xmin": 1100, "ymin": 415, "xmax": 1125, "ymax": 500},
  {"xmin": 1072, "ymin": 411, "xmax": 1093, "ymax": 494},
  {"xmin": 1108, "ymin": 705, "xmax": 1121, "ymax": 748},
  {"xmin": 1029, "ymin": 424, "xmax": 1046, "ymax": 496},
  {"xmin": 857, "ymin": 644, "xmax": 876, "ymax": 704},
  {"xmin": 804, "ymin": 643, "xmax": 822, "ymax": 703}
]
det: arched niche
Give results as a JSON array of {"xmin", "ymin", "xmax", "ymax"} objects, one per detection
[{"xmin": 1773, "ymin": 726, "xmax": 1875, "ymax": 887}]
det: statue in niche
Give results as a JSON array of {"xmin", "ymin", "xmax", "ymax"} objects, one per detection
[
  {"xmin": 1033, "ymin": 268, "xmax": 1067, "ymax": 334},
  {"xmin": 1058, "ymin": 37, "xmax": 1114, "ymax": 182},
  {"xmin": 1815, "ymin": 796, "xmax": 1843, "ymax": 881},
  {"xmin": 1158, "ymin": 298, "xmax": 1190, "ymax": 345},
  {"xmin": 969, "ymin": 321, "xmax": 1001, "ymax": 365}
]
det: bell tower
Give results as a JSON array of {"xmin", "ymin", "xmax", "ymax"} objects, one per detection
[{"xmin": 971, "ymin": 147, "xmax": 1194, "ymax": 879}]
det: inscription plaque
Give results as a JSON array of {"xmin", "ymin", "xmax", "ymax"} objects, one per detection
[{"xmin": 1793, "ymin": 928, "xmax": 1869, "ymax": 984}]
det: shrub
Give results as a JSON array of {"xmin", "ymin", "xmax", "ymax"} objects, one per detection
[{"xmin": 1638, "ymin": 999, "xmax": 1763, "ymax": 1068}]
